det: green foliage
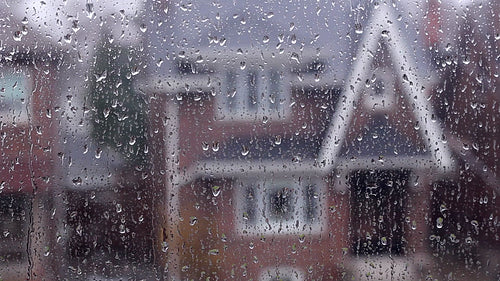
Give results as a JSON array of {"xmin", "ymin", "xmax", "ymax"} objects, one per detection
[{"xmin": 87, "ymin": 40, "xmax": 148, "ymax": 166}]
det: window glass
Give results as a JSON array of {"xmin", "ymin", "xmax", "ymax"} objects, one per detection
[{"xmin": 0, "ymin": 0, "xmax": 498, "ymax": 280}]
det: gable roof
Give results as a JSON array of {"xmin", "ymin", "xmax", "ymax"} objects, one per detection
[
  {"xmin": 318, "ymin": 3, "xmax": 454, "ymax": 174},
  {"xmin": 156, "ymin": 3, "xmax": 455, "ymax": 182}
]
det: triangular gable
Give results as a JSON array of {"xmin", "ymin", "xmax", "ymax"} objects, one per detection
[{"xmin": 319, "ymin": 4, "xmax": 453, "ymax": 173}]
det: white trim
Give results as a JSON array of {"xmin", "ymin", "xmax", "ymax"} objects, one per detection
[
  {"xmin": 163, "ymin": 101, "xmax": 181, "ymax": 281},
  {"xmin": 259, "ymin": 266, "xmax": 305, "ymax": 281},
  {"xmin": 318, "ymin": 3, "xmax": 453, "ymax": 174},
  {"xmin": 194, "ymin": 160, "xmax": 321, "ymax": 178}
]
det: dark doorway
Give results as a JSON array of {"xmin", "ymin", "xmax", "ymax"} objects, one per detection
[{"xmin": 349, "ymin": 169, "xmax": 410, "ymax": 256}]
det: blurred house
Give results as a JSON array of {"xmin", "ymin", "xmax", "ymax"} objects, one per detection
[
  {"xmin": 0, "ymin": 2, "xmax": 153, "ymax": 280},
  {"xmin": 0, "ymin": 7, "xmax": 64, "ymax": 279},
  {"xmin": 140, "ymin": 1, "xmax": 499, "ymax": 280}
]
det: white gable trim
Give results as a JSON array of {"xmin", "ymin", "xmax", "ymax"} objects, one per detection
[{"xmin": 318, "ymin": 4, "xmax": 453, "ymax": 174}]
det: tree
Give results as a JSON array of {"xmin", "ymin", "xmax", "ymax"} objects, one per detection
[{"xmin": 87, "ymin": 40, "xmax": 148, "ymax": 167}]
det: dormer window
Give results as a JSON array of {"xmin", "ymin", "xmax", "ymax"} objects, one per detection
[
  {"xmin": 363, "ymin": 67, "xmax": 396, "ymax": 111},
  {"xmin": 217, "ymin": 66, "xmax": 290, "ymax": 120}
]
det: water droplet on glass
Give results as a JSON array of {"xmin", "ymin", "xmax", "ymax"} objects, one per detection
[
  {"xmin": 274, "ymin": 135, "xmax": 282, "ymax": 145},
  {"xmin": 95, "ymin": 148, "xmax": 102, "ymax": 159},
  {"xmin": 355, "ymin": 23, "xmax": 363, "ymax": 34},
  {"xmin": 212, "ymin": 141, "xmax": 219, "ymax": 152},
  {"xmin": 85, "ymin": 3, "xmax": 94, "ymax": 18},
  {"xmin": 161, "ymin": 241, "xmax": 168, "ymax": 252},
  {"xmin": 381, "ymin": 237, "xmax": 387, "ymax": 245},
  {"xmin": 13, "ymin": 31, "xmax": 22, "ymax": 41},
  {"xmin": 212, "ymin": 185, "xmax": 221, "ymax": 197},
  {"xmin": 72, "ymin": 177, "xmax": 82, "ymax": 186},
  {"xmin": 290, "ymin": 52, "xmax": 300, "ymax": 63},
  {"xmin": 436, "ymin": 217, "xmax": 444, "ymax": 229},
  {"xmin": 298, "ymin": 234, "xmax": 305, "ymax": 243},
  {"xmin": 241, "ymin": 145, "xmax": 249, "ymax": 156},
  {"xmin": 202, "ymin": 141, "xmax": 209, "ymax": 151}
]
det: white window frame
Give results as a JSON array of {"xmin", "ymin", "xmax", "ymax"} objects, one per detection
[
  {"xmin": 0, "ymin": 67, "xmax": 32, "ymax": 125},
  {"xmin": 216, "ymin": 64, "xmax": 291, "ymax": 121},
  {"xmin": 235, "ymin": 177, "xmax": 325, "ymax": 235},
  {"xmin": 259, "ymin": 266, "xmax": 304, "ymax": 281}
]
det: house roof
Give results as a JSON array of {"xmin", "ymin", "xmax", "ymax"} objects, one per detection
[
  {"xmin": 188, "ymin": 3, "xmax": 454, "ymax": 179},
  {"xmin": 145, "ymin": 1, "xmax": 433, "ymax": 85},
  {"xmin": 317, "ymin": 3, "xmax": 454, "ymax": 174}
]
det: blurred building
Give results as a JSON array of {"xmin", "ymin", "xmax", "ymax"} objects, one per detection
[
  {"xmin": 142, "ymin": 1, "xmax": 500, "ymax": 280},
  {"xmin": 0, "ymin": 6, "xmax": 64, "ymax": 279}
]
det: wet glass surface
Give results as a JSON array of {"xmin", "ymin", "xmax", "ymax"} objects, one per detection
[{"xmin": 0, "ymin": 0, "xmax": 498, "ymax": 280}]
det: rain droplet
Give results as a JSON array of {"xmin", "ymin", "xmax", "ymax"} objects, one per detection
[
  {"xmin": 161, "ymin": 241, "xmax": 168, "ymax": 252},
  {"xmin": 436, "ymin": 217, "xmax": 444, "ymax": 229},
  {"xmin": 212, "ymin": 185, "xmax": 221, "ymax": 197},
  {"xmin": 298, "ymin": 234, "xmax": 305, "ymax": 243},
  {"xmin": 355, "ymin": 23, "xmax": 363, "ymax": 34},
  {"xmin": 463, "ymin": 56, "xmax": 470, "ymax": 65},
  {"xmin": 274, "ymin": 135, "xmax": 282, "ymax": 145},
  {"xmin": 13, "ymin": 31, "xmax": 22, "ymax": 41},
  {"xmin": 381, "ymin": 237, "xmax": 387, "ymax": 245},
  {"xmin": 85, "ymin": 3, "xmax": 94, "ymax": 18},
  {"xmin": 292, "ymin": 155, "xmax": 302, "ymax": 163},
  {"xmin": 95, "ymin": 148, "xmax": 102, "ymax": 159},
  {"xmin": 241, "ymin": 145, "xmax": 249, "ymax": 156},
  {"xmin": 202, "ymin": 141, "xmax": 209, "ymax": 151},
  {"xmin": 63, "ymin": 34, "xmax": 72, "ymax": 43},
  {"xmin": 290, "ymin": 52, "xmax": 300, "ymax": 63},
  {"xmin": 72, "ymin": 177, "xmax": 82, "ymax": 186},
  {"xmin": 208, "ymin": 249, "xmax": 219, "ymax": 255},
  {"xmin": 212, "ymin": 141, "xmax": 219, "ymax": 152}
]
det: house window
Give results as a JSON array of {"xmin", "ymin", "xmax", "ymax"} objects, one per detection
[
  {"xmin": 0, "ymin": 68, "xmax": 31, "ymax": 124},
  {"xmin": 236, "ymin": 178, "xmax": 323, "ymax": 235},
  {"xmin": 362, "ymin": 67, "xmax": 395, "ymax": 111},
  {"xmin": 259, "ymin": 267, "xmax": 304, "ymax": 281},
  {"xmin": 217, "ymin": 66, "xmax": 290, "ymax": 120},
  {"xmin": 0, "ymin": 194, "xmax": 29, "ymax": 262}
]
